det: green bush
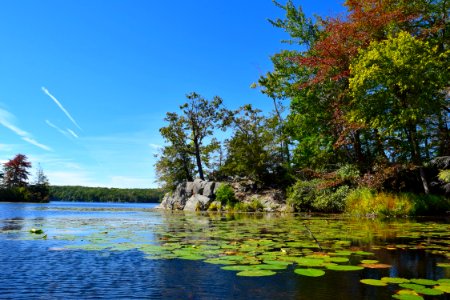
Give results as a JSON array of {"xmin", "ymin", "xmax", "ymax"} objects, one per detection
[
  {"xmin": 287, "ymin": 179, "xmax": 349, "ymax": 213},
  {"xmin": 215, "ymin": 184, "xmax": 237, "ymax": 206}
]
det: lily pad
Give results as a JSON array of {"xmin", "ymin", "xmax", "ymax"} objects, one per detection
[
  {"xmin": 417, "ymin": 288, "xmax": 444, "ymax": 296},
  {"xmin": 360, "ymin": 279, "xmax": 387, "ymax": 286},
  {"xmin": 326, "ymin": 265, "xmax": 364, "ymax": 271},
  {"xmin": 294, "ymin": 268, "xmax": 325, "ymax": 277},
  {"xmin": 435, "ymin": 285, "xmax": 450, "ymax": 293},
  {"xmin": 381, "ymin": 277, "xmax": 410, "ymax": 284},
  {"xmin": 361, "ymin": 259, "xmax": 379, "ymax": 264},
  {"xmin": 410, "ymin": 278, "xmax": 437, "ymax": 286},
  {"xmin": 392, "ymin": 294, "xmax": 424, "ymax": 300},
  {"xmin": 236, "ymin": 269, "xmax": 276, "ymax": 277},
  {"xmin": 436, "ymin": 262, "xmax": 450, "ymax": 268},
  {"xmin": 399, "ymin": 284, "xmax": 426, "ymax": 292}
]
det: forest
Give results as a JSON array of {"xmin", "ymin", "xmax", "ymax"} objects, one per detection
[
  {"xmin": 49, "ymin": 186, "xmax": 163, "ymax": 203},
  {"xmin": 155, "ymin": 0, "xmax": 450, "ymax": 215}
]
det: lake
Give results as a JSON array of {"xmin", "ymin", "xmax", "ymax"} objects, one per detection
[{"xmin": 0, "ymin": 201, "xmax": 448, "ymax": 299}]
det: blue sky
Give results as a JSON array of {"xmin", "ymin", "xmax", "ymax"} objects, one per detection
[{"xmin": 0, "ymin": 0, "xmax": 345, "ymax": 188}]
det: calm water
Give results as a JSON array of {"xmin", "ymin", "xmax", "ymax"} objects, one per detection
[{"xmin": 0, "ymin": 202, "xmax": 448, "ymax": 300}]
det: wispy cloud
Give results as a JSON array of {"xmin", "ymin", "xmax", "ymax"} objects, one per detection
[
  {"xmin": 0, "ymin": 108, "xmax": 52, "ymax": 151},
  {"xmin": 45, "ymin": 120, "xmax": 79, "ymax": 139},
  {"xmin": 22, "ymin": 137, "xmax": 52, "ymax": 151},
  {"xmin": 41, "ymin": 87, "xmax": 82, "ymax": 131},
  {"xmin": 46, "ymin": 120, "xmax": 69, "ymax": 137},
  {"xmin": 67, "ymin": 129, "xmax": 79, "ymax": 138}
]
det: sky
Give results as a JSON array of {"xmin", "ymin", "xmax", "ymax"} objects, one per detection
[{"xmin": 0, "ymin": 0, "xmax": 345, "ymax": 189}]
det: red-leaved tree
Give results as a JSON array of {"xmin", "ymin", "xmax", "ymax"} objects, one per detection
[{"xmin": 3, "ymin": 154, "xmax": 32, "ymax": 188}]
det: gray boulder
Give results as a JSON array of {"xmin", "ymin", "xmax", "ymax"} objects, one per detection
[{"xmin": 184, "ymin": 194, "xmax": 212, "ymax": 211}]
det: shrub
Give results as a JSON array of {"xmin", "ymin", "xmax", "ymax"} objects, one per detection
[
  {"xmin": 215, "ymin": 184, "xmax": 237, "ymax": 206},
  {"xmin": 345, "ymin": 188, "xmax": 449, "ymax": 216},
  {"xmin": 287, "ymin": 179, "xmax": 349, "ymax": 213}
]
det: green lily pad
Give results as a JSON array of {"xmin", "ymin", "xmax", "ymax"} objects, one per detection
[
  {"xmin": 360, "ymin": 279, "xmax": 387, "ymax": 286},
  {"xmin": 435, "ymin": 285, "xmax": 450, "ymax": 293},
  {"xmin": 392, "ymin": 294, "xmax": 424, "ymax": 300},
  {"xmin": 436, "ymin": 262, "xmax": 450, "ymax": 268},
  {"xmin": 417, "ymin": 288, "xmax": 444, "ymax": 296},
  {"xmin": 327, "ymin": 257, "xmax": 349, "ymax": 263},
  {"xmin": 326, "ymin": 265, "xmax": 364, "ymax": 271},
  {"xmin": 381, "ymin": 277, "xmax": 410, "ymax": 284},
  {"xmin": 399, "ymin": 284, "xmax": 426, "ymax": 292},
  {"xmin": 410, "ymin": 278, "xmax": 437, "ymax": 286},
  {"xmin": 236, "ymin": 269, "xmax": 276, "ymax": 277},
  {"xmin": 263, "ymin": 260, "xmax": 292, "ymax": 266},
  {"xmin": 361, "ymin": 260, "xmax": 379, "ymax": 264},
  {"xmin": 221, "ymin": 265, "xmax": 254, "ymax": 271},
  {"xmin": 256, "ymin": 264, "xmax": 288, "ymax": 270},
  {"xmin": 294, "ymin": 268, "xmax": 325, "ymax": 277}
]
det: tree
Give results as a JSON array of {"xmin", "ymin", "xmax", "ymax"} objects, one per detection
[
  {"xmin": 220, "ymin": 105, "xmax": 282, "ymax": 184},
  {"xmin": 3, "ymin": 154, "xmax": 32, "ymax": 188},
  {"xmin": 349, "ymin": 31, "xmax": 450, "ymax": 193},
  {"xmin": 156, "ymin": 92, "xmax": 226, "ymax": 188},
  {"xmin": 35, "ymin": 164, "xmax": 49, "ymax": 186}
]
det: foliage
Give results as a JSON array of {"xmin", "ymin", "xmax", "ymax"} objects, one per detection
[
  {"xmin": 287, "ymin": 179, "xmax": 349, "ymax": 213},
  {"xmin": 345, "ymin": 188, "xmax": 449, "ymax": 216},
  {"xmin": 0, "ymin": 154, "xmax": 49, "ymax": 202},
  {"xmin": 156, "ymin": 92, "xmax": 226, "ymax": 188},
  {"xmin": 214, "ymin": 184, "xmax": 237, "ymax": 206},
  {"xmin": 219, "ymin": 105, "xmax": 283, "ymax": 184},
  {"xmin": 49, "ymin": 186, "xmax": 163, "ymax": 203},
  {"xmin": 3, "ymin": 154, "xmax": 32, "ymax": 188},
  {"xmin": 259, "ymin": 0, "xmax": 450, "ymax": 199}
]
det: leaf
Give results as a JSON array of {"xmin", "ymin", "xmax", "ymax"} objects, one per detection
[
  {"xmin": 236, "ymin": 270, "xmax": 276, "ymax": 277},
  {"xmin": 294, "ymin": 268, "xmax": 325, "ymax": 277},
  {"xmin": 326, "ymin": 265, "xmax": 364, "ymax": 271},
  {"xmin": 360, "ymin": 279, "xmax": 387, "ymax": 286},
  {"xmin": 381, "ymin": 277, "xmax": 410, "ymax": 284}
]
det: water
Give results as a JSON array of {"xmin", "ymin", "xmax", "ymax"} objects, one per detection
[{"xmin": 0, "ymin": 202, "xmax": 448, "ymax": 299}]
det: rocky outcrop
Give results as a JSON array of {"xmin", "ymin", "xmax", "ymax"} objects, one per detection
[
  {"xmin": 158, "ymin": 179, "xmax": 220, "ymax": 211},
  {"xmin": 158, "ymin": 179, "xmax": 289, "ymax": 212}
]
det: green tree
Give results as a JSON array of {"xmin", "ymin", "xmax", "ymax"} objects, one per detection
[
  {"xmin": 220, "ymin": 105, "xmax": 280, "ymax": 184},
  {"xmin": 156, "ymin": 92, "xmax": 226, "ymax": 188},
  {"xmin": 349, "ymin": 31, "xmax": 450, "ymax": 193}
]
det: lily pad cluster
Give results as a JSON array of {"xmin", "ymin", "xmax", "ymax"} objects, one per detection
[
  {"xmin": 1, "ymin": 208, "xmax": 448, "ymax": 288},
  {"xmin": 360, "ymin": 277, "xmax": 450, "ymax": 299}
]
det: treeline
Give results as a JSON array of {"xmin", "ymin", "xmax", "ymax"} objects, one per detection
[
  {"xmin": 155, "ymin": 0, "xmax": 449, "ymax": 215},
  {"xmin": 49, "ymin": 186, "xmax": 164, "ymax": 203}
]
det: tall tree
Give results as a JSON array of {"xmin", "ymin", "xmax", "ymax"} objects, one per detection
[
  {"xmin": 156, "ymin": 92, "xmax": 226, "ymax": 188},
  {"xmin": 3, "ymin": 154, "xmax": 32, "ymax": 188}
]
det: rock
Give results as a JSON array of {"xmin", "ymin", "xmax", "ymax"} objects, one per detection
[
  {"xmin": 184, "ymin": 194, "xmax": 212, "ymax": 211},
  {"xmin": 193, "ymin": 178, "xmax": 206, "ymax": 195},
  {"xmin": 202, "ymin": 181, "xmax": 216, "ymax": 197},
  {"xmin": 186, "ymin": 182, "xmax": 194, "ymax": 197}
]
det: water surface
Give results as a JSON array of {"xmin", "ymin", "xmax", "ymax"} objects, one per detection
[{"xmin": 0, "ymin": 202, "xmax": 448, "ymax": 299}]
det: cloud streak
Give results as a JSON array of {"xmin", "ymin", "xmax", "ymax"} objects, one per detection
[
  {"xmin": 42, "ymin": 87, "xmax": 82, "ymax": 131},
  {"xmin": 45, "ymin": 120, "xmax": 79, "ymax": 139},
  {"xmin": 0, "ymin": 108, "xmax": 52, "ymax": 151}
]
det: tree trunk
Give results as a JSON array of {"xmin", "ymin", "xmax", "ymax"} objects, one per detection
[
  {"xmin": 194, "ymin": 138, "xmax": 204, "ymax": 180},
  {"xmin": 407, "ymin": 124, "xmax": 430, "ymax": 194}
]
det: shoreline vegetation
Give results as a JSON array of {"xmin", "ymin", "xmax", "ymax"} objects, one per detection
[
  {"xmin": 155, "ymin": 1, "xmax": 450, "ymax": 217},
  {"xmin": 49, "ymin": 186, "xmax": 163, "ymax": 203}
]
